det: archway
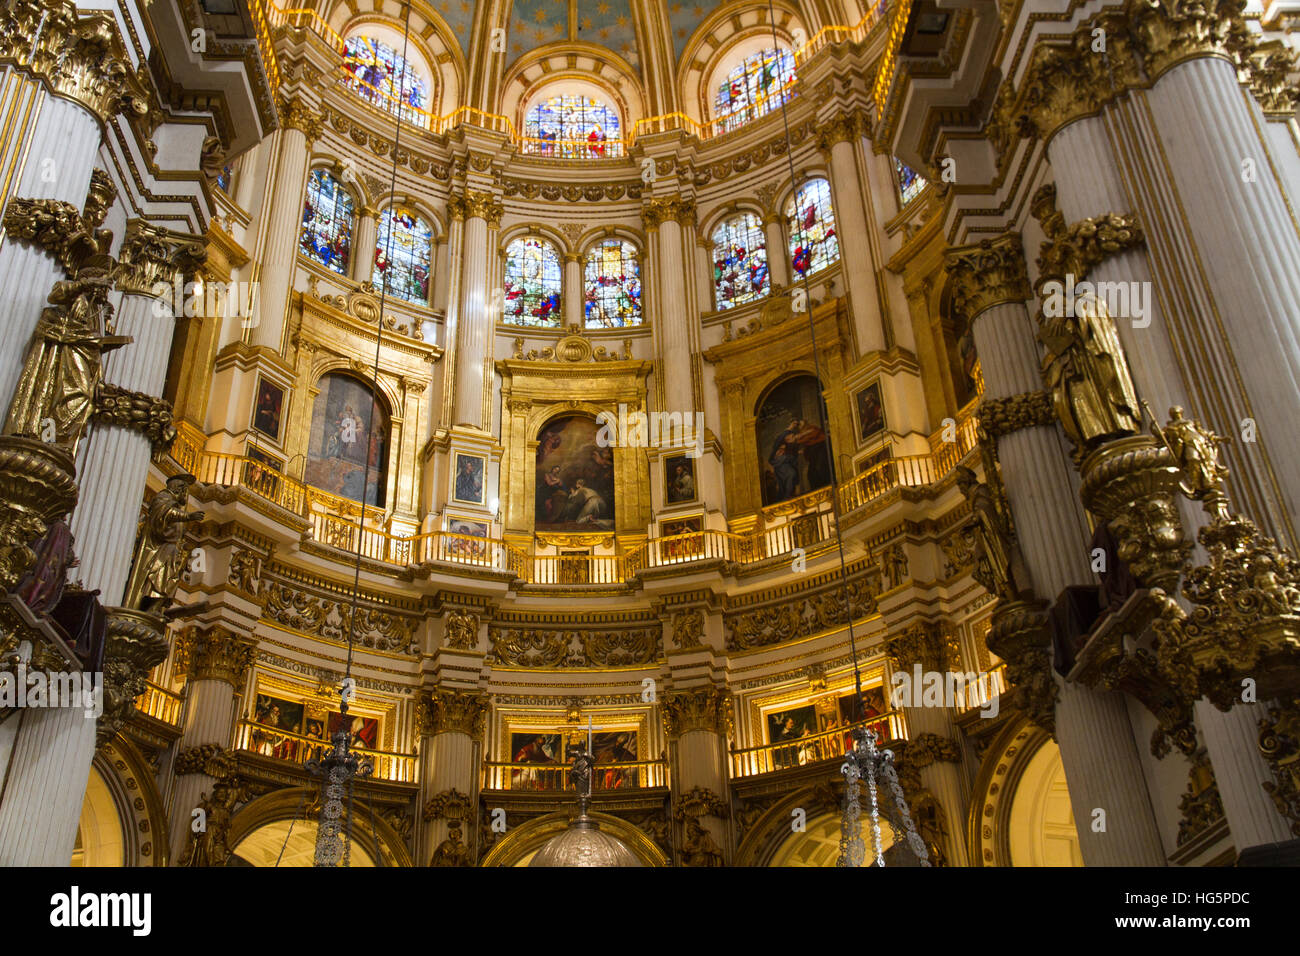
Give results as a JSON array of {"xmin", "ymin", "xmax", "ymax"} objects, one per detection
[
  {"xmin": 224, "ymin": 787, "xmax": 413, "ymax": 867},
  {"xmin": 480, "ymin": 810, "xmax": 667, "ymax": 867}
]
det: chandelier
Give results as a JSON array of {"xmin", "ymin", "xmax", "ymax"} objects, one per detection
[
  {"xmin": 837, "ymin": 725, "xmax": 931, "ymax": 867},
  {"xmin": 306, "ymin": 688, "xmax": 374, "ymax": 867}
]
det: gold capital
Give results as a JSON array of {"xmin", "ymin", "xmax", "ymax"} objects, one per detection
[
  {"xmin": 115, "ymin": 220, "xmax": 207, "ymax": 297},
  {"xmin": 417, "ymin": 689, "xmax": 489, "ymax": 739},
  {"xmin": 944, "ymin": 233, "xmax": 1031, "ymax": 319},
  {"xmin": 175, "ymin": 625, "xmax": 258, "ymax": 686},
  {"xmin": 661, "ymin": 686, "xmax": 731, "ymax": 740},
  {"xmin": 278, "ymin": 94, "xmax": 325, "ymax": 144}
]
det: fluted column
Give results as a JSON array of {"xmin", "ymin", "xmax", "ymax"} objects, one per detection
[
  {"xmin": 695, "ymin": 238, "xmax": 715, "ymax": 314},
  {"xmin": 945, "ymin": 235, "xmax": 1166, "ymax": 865},
  {"xmin": 417, "ymin": 690, "xmax": 488, "ymax": 865},
  {"xmin": 249, "ymin": 96, "xmax": 320, "ymax": 351},
  {"xmin": 762, "ymin": 213, "xmax": 790, "ymax": 290},
  {"xmin": 71, "ymin": 222, "xmax": 205, "ymax": 605},
  {"xmin": 662, "ymin": 687, "xmax": 730, "ymax": 865},
  {"xmin": 886, "ymin": 623, "xmax": 969, "ymax": 866},
  {"xmin": 167, "ymin": 626, "xmax": 257, "ymax": 862},
  {"xmin": 643, "ymin": 198, "xmax": 697, "ymax": 414},
  {"xmin": 818, "ymin": 113, "xmax": 886, "ymax": 353},
  {"xmin": 447, "ymin": 191, "xmax": 500, "ymax": 432},
  {"xmin": 351, "ymin": 205, "xmax": 379, "ymax": 285},
  {"xmin": 563, "ymin": 253, "xmax": 583, "ymax": 328}
]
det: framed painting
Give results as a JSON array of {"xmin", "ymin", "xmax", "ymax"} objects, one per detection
[
  {"xmin": 757, "ymin": 375, "xmax": 833, "ymax": 506},
  {"xmin": 252, "ymin": 377, "xmax": 285, "ymax": 441},
  {"xmin": 854, "ymin": 381, "xmax": 886, "ymax": 443},
  {"xmin": 243, "ymin": 445, "xmax": 283, "ymax": 499},
  {"xmin": 663, "ymin": 454, "xmax": 697, "ymax": 505},
  {"xmin": 445, "ymin": 516, "xmax": 489, "ymax": 561},
  {"xmin": 566, "ymin": 731, "xmax": 640, "ymax": 789},
  {"xmin": 535, "ymin": 415, "xmax": 615, "ymax": 532},
  {"xmin": 328, "ymin": 711, "xmax": 379, "ymax": 751},
  {"xmin": 509, "ymin": 732, "xmax": 564, "ymax": 790},
  {"xmin": 766, "ymin": 704, "xmax": 817, "ymax": 745},
  {"xmin": 856, "ymin": 446, "xmax": 893, "ymax": 475},
  {"xmin": 251, "ymin": 694, "xmax": 305, "ymax": 762},
  {"xmin": 452, "ymin": 452, "xmax": 486, "ymax": 505},
  {"xmin": 659, "ymin": 515, "xmax": 703, "ymax": 560},
  {"xmin": 304, "ymin": 372, "xmax": 389, "ymax": 507},
  {"xmin": 836, "ymin": 686, "xmax": 892, "ymax": 742}
]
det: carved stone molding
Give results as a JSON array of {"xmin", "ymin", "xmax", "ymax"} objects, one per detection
[
  {"xmin": 814, "ymin": 110, "xmax": 869, "ymax": 153},
  {"xmin": 227, "ymin": 547, "xmax": 264, "ymax": 601},
  {"xmin": 887, "ymin": 621, "xmax": 960, "ymax": 673},
  {"xmin": 91, "ymin": 383, "xmax": 177, "ymax": 455},
  {"xmin": 261, "ymin": 580, "xmax": 416, "ymax": 652},
  {"xmin": 670, "ymin": 608, "xmax": 705, "ymax": 650},
  {"xmin": 986, "ymin": 600, "xmax": 1057, "ymax": 736},
  {"xmin": 175, "ymin": 625, "xmax": 257, "ymax": 687},
  {"xmin": 661, "ymin": 687, "xmax": 731, "ymax": 740},
  {"xmin": 977, "ymin": 391, "xmax": 1055, "ymax": 440},
  {"xmin": 486, "ymin": 625, "xmax": 661, "ymax": 668},
  {"xmin": 114, "ymin": 220, "xmax": 207, "ymax": 296},
  {"xmin": 174, "ymin": 744, "xmax": 226, "ymax": 775},
  {"xmin": 98, "ymin": 608, "xmax": 170, "ymax": 747},
  {"xmin": 641, "ymin": 196, "xmax": 696, "ymax": 230},
  {"xmin": 943, "ymin": 234, "xmax": 1031, "ymax": 319},
  {"xmin": 1, "ymin": 198, "xmax": 110, "ymax": 276},
  {"xmin": 0, "ymin": 437, "xmax": 77, "ymax": 592},
  {"xmin": 724, "ymin": 573, "xmax": 877, "ymax": 651},
  {"xmin": 443, "ymin": 608, "xmax": 479, "ymax": 650},
  {"xmin": 417, "ymin": 689, "xmax": 489, "ymax": 740},
  {"xmin": 448, "ymin": 189, "xmax": 504, "ymax": 226},
  {"xmin": 422, "ymin": 787, "xmax": 473, "ymax": 823},
  {"xmin": 903, "ymin": 732, "xmax": 962, "ymax": 769},
  {"xmin": 1031, "ymin": 185, "xmax": 1145, "ymax": 284}
]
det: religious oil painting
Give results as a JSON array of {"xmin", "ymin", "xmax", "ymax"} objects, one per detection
[
  {"xmin": 446, "ymin": 517, "xmax": 489, "ymax": 560},
  {"xmin": 251, "ymin": 694, "xmax": 305, "ymax": 762},
  {"xmin": 835, "ymin": 686, "xmax": 892, "ymax": 742},
  {"xmin": 767, "ymin": 704, "xmax": 817, "ymax": 744},
  {"xmin": 304, "ymin": 372, "xmax": 389, "ymax": 507},
  {"xmin": 854, "ymin": 381, "xmax": 886, "ymax": 443},
  {"xmin": 757, "ymin": 375, "xmax": 833, "ymax": 506},
  {"xmin": 567, "ymin": 731, "xmax": 640, "ymax": 789},
  {"xmin": 509, "ymin": 732, "xmax": 563, "ymax": 789},
  {"xmin": 659, "ymin": 515, "xmax": 703, "ymax": 560},
  {"xmin": 663, "ymin": 454, "xmax": 697, "ymax": 504},
  {"xmin": 243, "ymin": 445, "xmax": 283, "ymax": 499},
  {"xmin": 328, "ymin": 711, "xmax": 380, "ymax": 751},
  {"xmin": 452, "ymin": 452, "xmax": 486, "ymax": 505},
  {"xmin": 251, "ymin": 376, "xmax": 285, "ymax": 440},
  {"xmin": 856, "ymin": 445, "xmax": 893, "ymax": 475},
  {"xmin": 534, "ymin": 415, "xmax": 615, "ymax": 532}
]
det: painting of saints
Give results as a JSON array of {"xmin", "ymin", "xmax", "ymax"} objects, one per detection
[
  {"xmin": 757, "ymin": 376, "xmax": 835, "ymax": 506},
  {"xmin": 304, "ymin": 373, "xmax": 389, "ymax": 506},
  {"xmin": 533, "ymin": 416, "xmax": 616, "ymax": 532}
]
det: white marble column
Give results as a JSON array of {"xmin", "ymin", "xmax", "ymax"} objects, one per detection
[
  {"xmin": 695, "ymin": 238, "xmax": 715, "ymax": 314},
  {"xmin": 762, "ymin": 214, "xmax": 791, "ymax": 290},
  {"xmin": 249, "ymin": 100, "xmax": 319, "ymax": 352},
  {"xmin": 351, "ymin": 205, "xmax": 379, "ymax": 285},
  {"xmin": 450, "ymin": 198, "xmax": 494, "ymax": 431},
  {"xmin": 417, "ymin": 690, "xmax": 486, "ymax": 865},
  {"xmin": 645, "ymin": 201, "xmax": 697, "ymax": 414},
  {"xmin": 0, "ymin": 94, "xmax": 102, "ymax": 410},
  {"xmin": 663, "ymin": 688, "xmax": 729, "ymax": 864},
  {"xmin": 564, "ymin": 253, "xmax": 584, "ymax": 328},
  {"xmin": 822, "ymin": 128, "xmax": 887, "ymax": 353}
]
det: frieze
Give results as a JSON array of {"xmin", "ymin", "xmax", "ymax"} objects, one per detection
[
  {"xmin": 725, "ymin": 574, "xmax": 878, "ymax": 651},
  {"xmin": 261, "ymin": 581, "xmax": 417, "ymax": 653},
  {"xmin": 487, "ymin": 625, "xmax": 662, "ymax": 668}
]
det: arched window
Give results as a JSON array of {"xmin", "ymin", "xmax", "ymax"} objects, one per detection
[
  {"xmin": 522, "ymin": 95, "xmax": 622, "ymax": 159},
  {"xmin": 713, "ymin": 48, "xmax": 796, "ymax": 133},
  {"xmin": 373, "ymin": 207, "xmax": 432, "ymax": 305},
  {"xmin": 787, "ymin": 179, "xmax": 839, "ymax": 277},
  {"xmin": 895, "ymin": 159, "xmax": 927, "ymax": 206},
  {"xmin": 711, "ymin": 213, "xmax": 769, "ymax": 310},
  {"xmin": 503, "ymin": 237, "xmax": 563, "ymax": 326},
  {"xmin": 583, "ymin": 239, "xmax": 641, "ymax": 328},
  {"xmin": 341, "ymin": 35, "xmax": 430, "ymax": 124},
  {"xmin": 300, "ymin": 168, "xmax": 354, "ymax": 274},
  {"xmin": 216, "ymin": 163, "xmax": 235, "ymax": 195},
  {"xmin": 303, "ymin": 372, "xmax": 390, "ymax": 507}
]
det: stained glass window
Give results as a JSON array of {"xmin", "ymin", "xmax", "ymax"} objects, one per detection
[
  {"xmin": 503, "ymin": 237, "xmax": 562, "ymax": 325},
  {"xmin": 522, "ymin": 95, "xmax": 622, "ymax": 159},
  {"xmin": 713, "ymin": 48, "xmax": 796, "ymax": 133},
  {"xmin": 787, "ymin": 179, "xmax": 839, "ymax": 277},
  {"xmin": 712, "ymin": 213, "xmax": 769, "ymax": 311},
  {"xmin": 373, "ymin": 207, "xmax": 433, "ymax": 305},
  {"xmin": 341, "ymin": 35, "xmax": 429, "ymax": 125},
  {"xmin": 584, "ymin": 239, "xmax": 641, "ymax": 328},
  {"xmin": 895, "ymin": 158, "xmax": 927, "ymax": 206},
  {"xmin": 299, "ymin": 168, "xmax": 354, "ymax": 274},
  {"xmin": 216, "ymin": 163, "xmax": 234, "ymax": 195}
]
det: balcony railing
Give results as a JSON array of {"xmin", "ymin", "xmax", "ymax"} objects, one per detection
[
  {"xmin": 134, "ymin": 681, "xmax": 183, "ymax": 726},
  {"xmin": 729, "ymin": 712, "xmax": 905, "ymax": 779},
  {"xmin": 233, "ymin": 719, "xmax": 416, "ymax": 783},
  {"xmin": 482, "ymin": 759, "xmax": 668, "ymax": 792},
  {"xmin": 956, "ymin": 664, "xmax": 1007, "ymax": 714}
]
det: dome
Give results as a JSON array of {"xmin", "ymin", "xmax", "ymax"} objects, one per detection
[{"xmin": 529, "ymin": 814, "xmax": 642, "ymax": 867}]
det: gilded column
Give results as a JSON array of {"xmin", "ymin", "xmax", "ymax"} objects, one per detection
[
  {"xmin": 167, "ymin": 626, "xmax": 257, "ymax": 863},
  {"xmin": 447, "ymin": 190, "xmax": 501, "ymax": 432},
  {"xmin": 248, "ymin": 95, "xmax": 321, "ymax": 351},
  {"xmin": 416, "ymin": 689, "xmax": 488, "ymax": 865},
  {"xmin": 642, "ymin": 197, "xmax": 698, "ymax": 415},
  {"xmin": 662, "ymin": 687, "xmax": 730, "ymax": 865},
  {"xmin": 944, "ymin": 234, "xmax": 1167, "ymax": 865},
  {"xmin": 351, "ymin": 205, "xmax": 379, "ymax": 285},
  {"xmin": 886, "ymin": 622, "xmax": 969, "ymax": 866},
  {"xmin": 71, "ymin": 222, "xmax": 205, "ymax": 605}
]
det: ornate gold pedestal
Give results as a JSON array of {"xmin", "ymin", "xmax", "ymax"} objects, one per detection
[
  {"xmin": 986, "ymin": 599, "xmax": 1057, "ymax": 734},
  {"xmin": 0, "ymin": 436, "xmax": 78, "ymax": 590},
  {"xmin": 98, "ymin": 607, "xmax": 170, "ymax": 747}
]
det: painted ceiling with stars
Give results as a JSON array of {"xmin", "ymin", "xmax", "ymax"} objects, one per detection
[{"xmin": 429, "ymin": 0, "xmax": 727, "ymax": 70}]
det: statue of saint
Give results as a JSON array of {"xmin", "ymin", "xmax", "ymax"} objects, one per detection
[
  {"xmin": 1039, "ymin": 296, "xmax": 1141, "ymax": 454},
  {"xmin": 430, "ymin": 827, "xmax": 473, "ymax": 867},
  {"xmin": 1147, "ymin": 404, "xmax": 1231, "ymax": 519},
  {"xmin": 4, "ymin": 268, "xmax": 129, "ymax": 456},
  {"xmin": 123, "ymin": 474, "xmax": 205, "ymax": 614},
  {"xmin": 954, "ymin": 466, "xmax": 1033, "ymax": 601}
]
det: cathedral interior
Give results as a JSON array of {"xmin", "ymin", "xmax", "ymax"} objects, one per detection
[{"xmin": 0, "ymin": 0, "xmax": 1298, "ymax": 872}]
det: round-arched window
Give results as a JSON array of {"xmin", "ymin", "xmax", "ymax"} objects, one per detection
[
  {"xmin": 523, "ymin": 95, "xmax": 622, "ymax": 159},
  {"xmin": 503, "ymin": 237, "xmax": 563, "ymax": 326},
  {"xmin": 373, "ymin": 207, "xmax": 433, "ymax": 305},
  {"xmin": 300, "ymin": 168, "xmax": 354, "ymax": 275},
  {"xmin": 711, "ymin": 213, "xmax": 769, "ymax": 310},
  {"xmin": 341, "ymin": 34, "xmax": 430, "ymax": 125},
  {"xmin": 786, "ymin": 179, "xmax": 839, "ymax": 277},
  {"xmin": 713, "ymin": 48, "xmax": 796, "ymax": 133},
  {"xmin": 583, "ymin": 239, "xmax": 641, "ymax": 328}
]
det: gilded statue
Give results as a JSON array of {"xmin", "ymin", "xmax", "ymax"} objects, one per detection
[
  {"xmin": 4, "ymin": 268, "xmax": 129, "ymax": 456},
  {"xmin": 954, "ymin": 466, "xmax": 1033, "ymax": 601},
  {"xmin": 430, "ymin": 827, "xmax": 473, "ymax": 867},
  {"xmin": 1038, "ymin": 296, "xmax": 1141, "ymax": 455},
  {"xmin": 179, "ymin": 774, "xmax": 248, "ymax": 867},
  {"xmin": 1146, "ymin": 404, "xmax": 1231, "ymax": 519},
  {"xmin": 443, "ymin": 608, "xmax": 478, "ymax": 650},
  {"xmin": 680, "ymin": 816, "xmax": 724, "ymax": 867},
  {"xmin": 123, "ymin": 474, "xmax": 206, "ymax": 614}
]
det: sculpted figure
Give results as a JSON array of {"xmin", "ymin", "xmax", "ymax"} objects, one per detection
[
  {"xmin": 954, "ymin": 466, "xmax": 1033, "ymax": 601},
  {"xmin": 123, "ymin": 474, "xmax": 206, "ymax": 614},
  {"xmin": 1148, "ymin": 404, "xmax": 1231, "ymax": 518}
]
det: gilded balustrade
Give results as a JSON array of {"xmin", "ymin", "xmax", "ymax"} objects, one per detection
[
  {"xmin": 729, "ymin": 712, "xmax": 906, "ymax": 778},
  {"xmin": 482, "ymin": 758, "xmax": 668, "ymax": 792},
  {"xmin": 233, "ymin": 718, "xmax": 416, "ymax": 783}
]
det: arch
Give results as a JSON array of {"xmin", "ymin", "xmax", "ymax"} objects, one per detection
[
  {"xmin": 73, "ymin": 739, "xmax": 170, "ymax": 866},
  {"xmin": 785, "ymin": 177, "xmax": 840, "ymax": 277},
  {"xmin": 582, "ymin": 237, "xmax": 642, "ymax": 328},
  {"xmin": 340, "ymin": 26, "xmax": 435, "ymax": 126},
  {"xmin": 710, "ymin": 210, "xmax": 770, "ymax": 310},
  {"xmin": 300, "ymin": 166, "xmax": 357, "ymax": 276},
  {"xmin": 372, "ymin": 204, "xmax": 434, "ymax": 305},
  {"xmin": 225, "ymin": 786, "xmax": 413, "ymax": 866},
  {"xmin": 535, "ymin": 412, "xmax": 615, "ymax": 532},
  {"xmin": 734, "ymin": 783, "xmax": 839, "ymax": 866},
  {"xmin": 755, "ymin": 372, "xmax": 834, "ymax": 506},
  {"xmin": 502, "ymin": 234, "xmax": 564, "ymax": 326},
  {"xmin": 501, "ymin": 47, "xmax": 645, "ymax": 155},
  {"xmin": 480, "ymin": 810, "xmax": 667, "ymax": 866},
  {"xmin": 303, "ymin": 371, "xmax": 392, "ymax": 507}
]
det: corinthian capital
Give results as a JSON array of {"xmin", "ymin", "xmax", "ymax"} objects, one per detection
[
  {"xmin": 278, "ymin": 94, "xmax": 325, "ymax": 143},
  {"xmin": 115, "ymin": 220, "xmax": 207, "ymax": 296},
  {"xmin": 887, "ymin": 621, "xmax": 960, "ymax": 672},
  {"xmin": 815, "ymin": 110, "xmax": 867, "ymax": 152},
  {"xmin": 175, "ymin": 625, "xmax": 258, "ymax": 686},
  {"xmin": 661, "ymin": 686, "xmax": 731, "ymax": 740},
  {"xmin": 417, "ymin": 689, "xmax": 489, "ymax": 739},
  {"xmin": 944, "ymin": 234, "xmax": 1031, "ymax": 319},
  {"xmin": 641, "ymin": 196, "xmax": 695, "ymax": 231},
  {"xmin": 1126, "ymin": 0, "xmax": 1251, "ymax": 79}
]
